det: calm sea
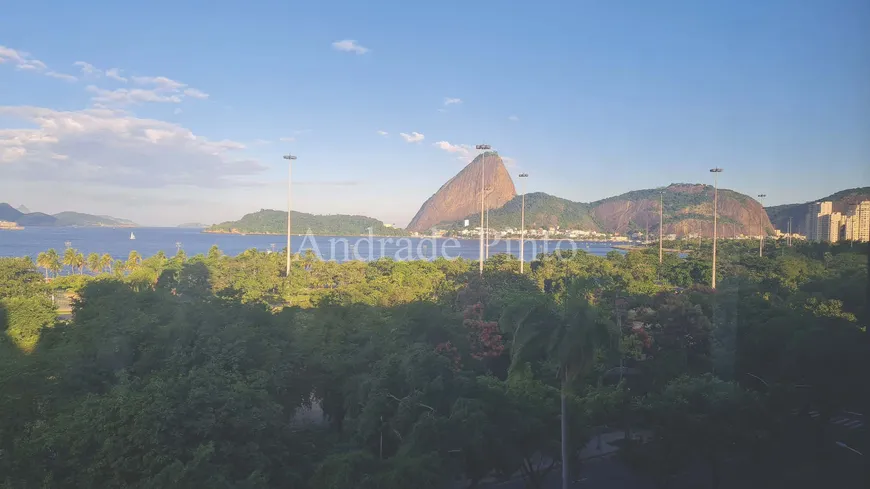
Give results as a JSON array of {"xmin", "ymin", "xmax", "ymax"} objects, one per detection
[{"xmin": 0, "ymin": 227, "xmax": 621, "ymax": 262}]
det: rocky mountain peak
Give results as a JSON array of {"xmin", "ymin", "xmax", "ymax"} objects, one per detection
[{"xmin": 407, "ymin": 152, "xmax": 516, "ymax": 232}]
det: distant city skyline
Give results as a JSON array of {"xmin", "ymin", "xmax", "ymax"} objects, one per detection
[{"xmin": 1, "ymin": 0, "xmax": 868, "ymax": 226}]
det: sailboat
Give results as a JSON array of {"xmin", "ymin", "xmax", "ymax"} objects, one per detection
[{"xmin": 130, "ymin": 232, "xmax": 136, "ymax": 240}]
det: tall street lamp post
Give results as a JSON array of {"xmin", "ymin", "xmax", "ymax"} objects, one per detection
[
  {"xmin": 757, "ymin": 194, "xmax": 766, "ymax": 257},
  {"xmin": 485, "ymin": 186, "xmax": 492, "ymax": 259},
  {"xmin": 476, "ymin": 145, "xmax": 491, "ymax": 275},
  {"xmin": 283, "ymin": 154, "xmax": 297, "ymax": 276},
  {"xmin": 659, "ymin": 191, "xmax": 664, "ymax": 264},
  {"xmin": 710, "ymin": 168, "xmax": 723, "ymax": 289},
  {"xmin": 519, "ymin": 173, "xmax": 529, "ymax": 273}
]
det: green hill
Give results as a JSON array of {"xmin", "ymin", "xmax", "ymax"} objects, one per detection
[
  {"xmin": 765, "ymin": 187, "xmax": 870, "ymax": 234},
  {"xmin": 206, "ymin": 209, "xmax": 407, "ymax": 236},
  {"xmin": 438, "ymin": 192, "xmax": 597, "ymax": 231},
  {"xmin": 436, "ymin": 183, "xmax": 772, "ymax": 238},
  {"xmin": 53, "ymin": 212, "xmax": 137, "ymax": 227}
]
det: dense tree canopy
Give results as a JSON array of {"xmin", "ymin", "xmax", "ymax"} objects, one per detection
[{"xmin": 1, "ymin": 238, "xmax": 867, "ymax": 488}]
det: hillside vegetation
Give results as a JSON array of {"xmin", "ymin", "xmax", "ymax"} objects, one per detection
[
  {"xmin": 440, "ymin": 192, "xmax": 597, "ymax": 231},
  {"xmin": 207, "ymin": 209, "xmax": 407, "ymax": 236},
  {"xmin": 439, "ymin": 184, "xmax": 773, "ymax": 237}
]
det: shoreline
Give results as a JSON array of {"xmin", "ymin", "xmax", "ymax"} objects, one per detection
[
  {"xmin": 202, "ymin": 229, "xmax": 410, "ymax": 238},
  {"xmin": 613, "ymin": 244, "xmax": 688, "ymax": 253}
]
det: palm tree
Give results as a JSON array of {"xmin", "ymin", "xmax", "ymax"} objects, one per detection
[
  {"xmin": 36, "ymin": 250, "xmax": 55, "ymax": 278},
  {"xmin": 86, "ymin": 252, "xmax": 100, "ymax": 275},
  {"xmin": 126, "ymin": 250, "xmax": 142, "ymax": 271},
  {"xmin": 100, "ymin": 253, "xmax": 113, "ymax": 274},
  {"xmin": 47, "ymin": 249, "xmax": 63, "ymax": 278},
  {"xmin": 113, "ymin": 259, "xmax": 126, "ymax": 276},
  {"xmin": 63, "ymin": 248, "xmax": 78, "ymax": 275},
  {"xmin": 72, "ymin": 252, "xmax": 85, "ymax": 275},
  {"xmin": 501, "ymin": 280, "xmax": 613, "ymax": 489}
]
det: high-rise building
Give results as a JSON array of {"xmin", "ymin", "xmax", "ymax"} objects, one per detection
[
  {"xmin": 858, "ymin": 201, "xmax": 870, "ymax": 242},
  {"xmin": 806, "ymin": 200, "xmax": 869, "ymax": 243},
  {"xmin": 805, "ymin": 201, "xmax": 833, "ymax": 242},
  {"xmin": 824, "ymin": 212, "xmax": 842, "ymax": 243},
  {"xmin": 844, "ymin": 204, "xmax": 860, "ymax": 241},
  {"xmin": 840, "ymin": 201, "xmax": 869, "ymax": 243}
]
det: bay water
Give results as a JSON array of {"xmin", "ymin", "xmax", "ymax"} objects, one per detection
[{"xmin": 0, "ymin": 227, "xmax": 620, "ymax": 262}]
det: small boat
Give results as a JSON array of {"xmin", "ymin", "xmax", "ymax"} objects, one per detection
[{"xmin": 130, "ymin": 232, "xmax": 136, "ymax": 240}]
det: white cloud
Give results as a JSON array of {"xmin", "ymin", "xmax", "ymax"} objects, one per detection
[
  {"xmin": 436, "ymin": 108, "xmax": 447, "ymax": 113},
  {"xmin": 0, "ymin": 46, "xmax": 27, "ymax": 64},
  {"xmin": 73, "ymin": 61, "xmax": 99, "ymax": 76},
  {"xmin": 173, "ymin": 108, "xmax": 183, "ymax": 115},
  {"xmin": 87, "ymin": 85, "xmax": 182, "ymax": 105},
  {"xmin": 131, "ymin": 75, "xmax": 187, "ymax": 91},
  {"xmin": 279, "ymin": 137, "xmax": 296, "ymax": 142},
  {"xmin": 332, "ymin": 40, "xmax": 369, "ymax": 54},
  {"xmin": 45, "ymin": 71, "xmax": 78, "ymax": 82},
  {"xmin": 105, "ymin": 68, "xmax": 127, "ymax": 82},
  {"xmin": 0, "ymin": 105, "xmax": 264, "ymax": 188},
  {"xmin": 433, "ymin": 141, "xmax": 472, "ymax": 157},
  {"xmin": 377, "ymin": 130, "xmax": 388, "ymax": 136},
  {"xmin": 508, "ymin": 115, "xmax": 519, "ymax": 122},
  {"xmin": 444, "ymin": 97, "xmax": 462, "ymax": 106},
  {"xmin": 183, "ymin": 88, "xmax": 209, "ymax": 99},
  {"xmin": 399, "ymin": 132, "xmax": 425, "ymax": 143},
  {"xmin": 17, "ymin": 59, "xmax": 47, "ymax": 71},
  {"xmin": 86, "ymin": 75, "xmax": 207, "ymax": 106},
  {"xmin": 1, "ymin": 45, "xmax": 76, "ymax": 82}
]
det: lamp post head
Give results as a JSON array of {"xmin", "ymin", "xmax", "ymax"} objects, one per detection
[
  {"xmin": 283, "ymin": 154, "xmax": 297, "ymax": 161},
  {"xmin": 518, "ymin": 173, "xmax": 528, "ymax": 178},
  {"xmin": 475, "ymin": 144, "xmax": 491, "ymax": 150},
  {"xmin": 757, "ymin": 194, "xmax": 766, "ymax": 198},
  {"xmin": 709, "ymin": 168, "xmax": 723, "ymax": 173}
]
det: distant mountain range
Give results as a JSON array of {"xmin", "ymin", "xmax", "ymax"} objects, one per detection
[
  {"xmin": 765, "ymin": 187, "xmax": 870, "ymax": 235},
  {"xmin": 177, "ymin": 222, "xmax": 209, "ymax": 228},
  {"xmin": 206, "ymin": 209, "xmax": 407, "ymax": 236},
  {"xmin": 0, "ymin": 203, "xmax": 138, "ymax": 227},
  {"xmin": 424, "ymin": 175, "xmax": 773, "ymax": 238}
]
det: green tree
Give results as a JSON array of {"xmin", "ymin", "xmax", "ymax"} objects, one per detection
[
  {"xmin": 636, "ymin": 375, "xmax": 763, "ymax": 489},
  {"xmin": 36, "ymin": 249, "xmax": 60, "ymax": 278},
  {"xmin": 126, "ymin": 250, "xmax": 142, "ymax": 271},
  {"xmin": 99, "ymin": 253, "xmax": 113, "ymax": 273},
  {"xmin": 62, "ymin": 247, "xmax": 78, "ymax": 275},
  {"xmin": 86, "ymin": 252, "xmax": 101, "ymax": 275},
  {"xmin": 72, "ymin": 251, "xmax": 85, "ymax": 275},
  {"xmin": 502, "ymin": 281, "xmax": 613, "ymax": 489},
  {"xmin": 207, "ymin": 244, "xmax": 223, "ymax": 261}
]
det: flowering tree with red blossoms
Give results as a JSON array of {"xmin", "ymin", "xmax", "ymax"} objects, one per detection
[
  {"xmin": 434, "ymin": 303, "xmax": 505, "ymax": 370},
  {"xmin": 463, "ymin": 303, "xmax": 505, "ymax": 361}
]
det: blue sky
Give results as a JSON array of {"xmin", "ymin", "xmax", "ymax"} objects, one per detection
[{"xmin": 1, "ymin": 0, "xmax": 868, "ymax": 226}]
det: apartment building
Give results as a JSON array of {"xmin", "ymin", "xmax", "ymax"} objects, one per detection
[
  {"xmin": 858, "ymin": 201, "xmax": 870, "ymax": 242},
  {"xmin": 810, "ymin": 200, "xmax": 870, "ymax": 243},
  {"xmin": 805, "ymin": 201, "xmax": 833, "ymax": 242}
]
